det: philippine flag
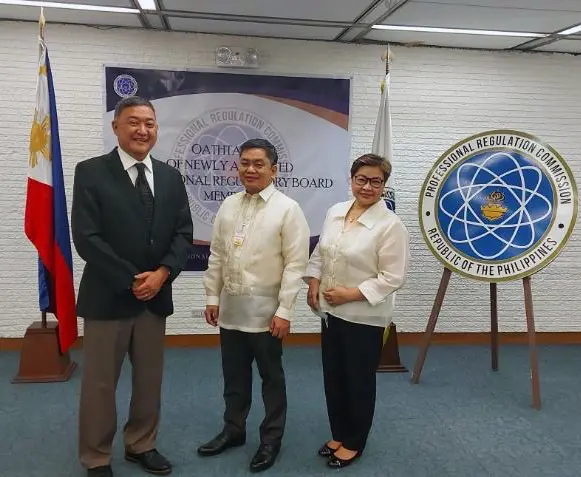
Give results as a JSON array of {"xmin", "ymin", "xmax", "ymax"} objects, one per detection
[
  {"xmin": 372, "ymin": 66, "xmax": 396, "ymax": 212},
  {"xmin": 24, "ymin": 26, "xmax": 78, "ymax": 353}
]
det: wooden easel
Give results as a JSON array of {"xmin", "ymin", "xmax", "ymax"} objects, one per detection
[{"xmin": 410, "ymin": 267, "xmax": 542, "ymax": 410}]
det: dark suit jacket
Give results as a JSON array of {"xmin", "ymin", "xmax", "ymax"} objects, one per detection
[{"xmin": 71, "ymin": 148, "xmax": 193, "ymax": 320}]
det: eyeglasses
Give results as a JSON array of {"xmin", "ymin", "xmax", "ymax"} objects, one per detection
[{"xmin": 353, "ymin": 175, "xmax": 384, "ymax": 189}]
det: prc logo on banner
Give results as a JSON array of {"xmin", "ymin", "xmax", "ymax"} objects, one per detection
[
  {"xmin": 113, "ymin": 74, "xmax": 138, "ymax": 98},
  {"xmin": 169, "ymin": 107, "xmax": 290, "ymax": 230},
  {"xmin": 419, "ymin": 130, "xmax": 577, "ymax": 282}
]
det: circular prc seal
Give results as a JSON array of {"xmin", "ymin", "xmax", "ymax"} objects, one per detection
[
  {"xmin": 170, "ymin": 107, "xmax": 290, "ymax": 233},
  {"xmin": 113, "ymin": 74, "xmax": 138, "ymax": 98},
  {"xmin": 419, "ymin": 130, "xmax": 577, "ymax": 282}
]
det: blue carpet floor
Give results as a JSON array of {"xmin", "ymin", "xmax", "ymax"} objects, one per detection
[{"xmin": 2, "ymin": 344, "xmax": 581, "ymax": 477}]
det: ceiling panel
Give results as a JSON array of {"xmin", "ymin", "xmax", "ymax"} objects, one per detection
[
  {"xmin": 405, "ymin": 0, "xmax": 581, "ymax": 10},
  {"xmin": 534, "ymin": 39, "xmax": 581, "ymax": 53},
  {"xmin": 46, "ymin": 0, "xmax": 135, "ymax": 6},
  {"xmin": 385, "ymin": 2, "xmax": 581, "ymax": 33},
  {"xmin": 0, "ymin": 6, "xmax": 142, "ymax": 27},
  {"xmin": 163, "ymin": 0, "xmax": 375, "ymax": 22},
  {"xmin": 0, "ymin": 5, "xmax": 40, "ymax": 21},
  {"xmin": 168, "ymin": 17, "xmax": 344, "ymax": 40},
  {"xmin": 347, "ymin": 0, "xmax": 408, "ymax": 41},
  {"xmin": 365, "ymin": 29, "xmax": 528, "ymax": 50},
  {"xmin": 146, "ymin": 13, "xmax": 166, "ymax": 29},
  {"xmin": 358, "ymin": 1, "xmax": 389, "ymax": 23},
  {"xmin": 1, "ymin": 0, "xmax": 580, "ymax": 53}
]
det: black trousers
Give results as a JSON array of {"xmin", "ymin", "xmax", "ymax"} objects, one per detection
[
  {"xmin": 321, "ymin": 314, "xmax": 384, "ymax": 452},
  {"xmin": 219, "ymin": 327, "xmax": 286, "ymax": 445}
]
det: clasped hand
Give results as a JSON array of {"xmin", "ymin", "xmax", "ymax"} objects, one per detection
[
  {"xmin": 132, "ymin": 268, "xmax": 169, "ymax": 301},
  {"xmin": 308, "ymin": 278, "xmax": 353, "ymax": 308},
  {"xmin": 322, "ymin": 286, "xmax": 352, "ymax": 307}
]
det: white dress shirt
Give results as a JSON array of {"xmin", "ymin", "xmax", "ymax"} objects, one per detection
[
  {"xmin": 203, "ymin": 182, "xmax": 311, "ymax": 332},
  {"xmin": 118, "ymin": 146, "xmax": 155, "ymax": 195},
  {"xmin": 305, "ymin": 199, "xmax": 410, "ymax": 328}
]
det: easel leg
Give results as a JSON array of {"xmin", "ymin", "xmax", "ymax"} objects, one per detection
[
  {"xmin": 411, "ymin": 268, "xmax": 452, "ymax": 384},
  {"xmin": 490, "ymin": 283, "xmax": 499, "ymax": 371},
  {"xmin": 523, "ymin": 276, "xmax": 541, "ymax": 410}
]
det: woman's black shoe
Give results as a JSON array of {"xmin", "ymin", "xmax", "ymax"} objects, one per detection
[
  {"xmin": 317, "ymin": 443, "xmax": 337, "ymax": 458},
  {"xmin": 327, "ymin": 451, "xmax": 361, "ymax": 468}
]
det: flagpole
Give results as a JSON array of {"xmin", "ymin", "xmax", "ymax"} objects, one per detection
[
  {"xmin": 15, "ymin": 6, "xmax": 78, "ymax": 382},
  {"xmin": 376, "ymin": 43, "xmax": 407, "ymax": 373},
  {"xmin": 38, "ymin": 7, "xmax": 48, "ymax": 330}
]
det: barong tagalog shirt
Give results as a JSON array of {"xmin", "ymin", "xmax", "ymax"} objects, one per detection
[
  {"xmin": 203, "ymin": 182, "xmax": 310, "ymax": 332},
  {"xmin": 305, "ymin": 199, "xmax": 410, "ymax": 328}
]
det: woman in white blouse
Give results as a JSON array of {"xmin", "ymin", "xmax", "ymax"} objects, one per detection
[{"xmin": 304, "ymin": 153, "xmax": 410, "ymax": 469}]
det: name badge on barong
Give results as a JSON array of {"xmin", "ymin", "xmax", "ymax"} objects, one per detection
[{"xmin": 232, "ymin": 223, "xmax": 248, "ymax": 247}]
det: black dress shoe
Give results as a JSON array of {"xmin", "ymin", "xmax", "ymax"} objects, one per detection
[
  {"xmin": 197, "ymin": 431, "xmax": 246, "ymax": 456},
  {"xmin": 317, "ymin": 443, "xmax": 338, "ymax": 457},
  {"xmin": 249, "ymin": 443, "xmax": 281, "ymax": 473},
  {"xmin": 327, "ymin": 450, "xmax": 362, "ymax": 469},
  {"xmin": 87, "ymin": 465, "xmax": 113, "ymax": 477},
  {"xmin": 125, "ymin": 449, "xmax": 172, "ymax": 475}
]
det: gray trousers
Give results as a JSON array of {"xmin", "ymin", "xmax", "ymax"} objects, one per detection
[{"xmin": 78, "ymin": 310, "xmax": 166, "ymax": 468}]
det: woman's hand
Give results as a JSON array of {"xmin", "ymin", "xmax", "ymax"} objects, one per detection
[
  {"xmin": 323, "ymin": 287, "xmax": 364, "ymax": 307},
  {"xmin": 307, "ymin": 278, "xmax": 321, "ymax": 310}
]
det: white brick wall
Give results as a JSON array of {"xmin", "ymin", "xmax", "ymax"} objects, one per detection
[{"xmin": 1, "ymin": 21, "xmax": 580, "ymax": 338}]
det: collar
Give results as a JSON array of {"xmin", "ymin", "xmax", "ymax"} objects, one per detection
[
  {"xmin": 335, "ymin": 199, "xmax": 388, "ymax": 229},
  {"xmin": 245, "ymin": 181, "xmax": 276, "ymax": 202},
  {"xmin": 117, "ymin": 146, "xmax": 153, "ymax": 173}
]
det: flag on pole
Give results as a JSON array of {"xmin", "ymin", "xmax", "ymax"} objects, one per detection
[
  {"xmin": 372, "ymin": 54, "xmax": 396, "ymax": 212},
  {"xmin": 24, "ymin": 10, "xmax": 78, "ymax": 353},
  {"xmin": 372, "ymin": 49, "xmax": 397, "ymax": 345}
]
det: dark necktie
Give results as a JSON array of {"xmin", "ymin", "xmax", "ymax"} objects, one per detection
[{"xmin": 135, "ymin": 162, "xmax": 154, "ymax": 232}]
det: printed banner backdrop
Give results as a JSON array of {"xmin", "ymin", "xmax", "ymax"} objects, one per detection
[{"xmin": 103, "ymin": 67, "xmax": 351, "ymax": 271}]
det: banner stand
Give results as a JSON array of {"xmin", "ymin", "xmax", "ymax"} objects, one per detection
[{"xmin": 410, "ymin": 268, "xmax": 541, "ymax": 409}]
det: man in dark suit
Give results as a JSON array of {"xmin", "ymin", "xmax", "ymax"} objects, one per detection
[{"xmin": 71, "ymin": 96, "xmax": 193, "ymax": 477}]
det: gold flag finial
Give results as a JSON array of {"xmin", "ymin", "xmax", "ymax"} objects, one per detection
[
  {"xmin": 380, "ymin": 44, "xmax": 393, "ymax": 92},
  {"xmin": 381, "ymin": 44, "xmax": 394, "ymax": 73}
]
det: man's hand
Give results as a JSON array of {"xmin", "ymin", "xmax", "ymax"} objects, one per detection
[
  {"xmin": 205, "ymin": 305, "xmax": 219, "ymax": 327},
  {"xmin": 307, "ymin": 278, "xmax": 320, "ymax": 310},
  {"xmin": 322, "ymin": 286, "xmax": 363, "ymax": 307},
  {"xmin": 132, "ymin": 266, "xmax": 170, "ymax": 301},
  {"xmin": 270, "ymin": 316, "xmax": 290, "ymax": 339}
]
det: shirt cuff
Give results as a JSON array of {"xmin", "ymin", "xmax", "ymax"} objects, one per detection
[
  {"xmin": 302, "ymin": 275, "xmax": 321, "ymax": 286},
  {"xmin": 357, "ymin": 283, "xmax": 385, "ymax": 307},
  {"xmin": 275, "ymin": 305, "xmax": 293, "ymax": 321},
  {"xmin": 207, "ymin": 296, "xmax": 220, "ymax": 306},
  {"xmin": 304, "ymin": 264, "xmax": 322, "ymax": 281}
]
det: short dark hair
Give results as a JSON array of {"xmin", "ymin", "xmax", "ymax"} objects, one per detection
[
  {"xmin": 114, "ymin": 96, "xmax": 155, "ymax": 118},
  {"xmin": 239, "ymin": 138, "xmax": 278, "ymax": 165},
  {"xmin": 350, "ymin": 153, "xmax": 391, "ymax": 181}
]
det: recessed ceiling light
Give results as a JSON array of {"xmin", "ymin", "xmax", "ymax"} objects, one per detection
[
  {"xmin": 372, "ymin": 24, "xmax": 547, "ymax": 38},
  {"xmin": 136, "ymin": 0, "xmax": 156, "ymax": 11},
  {"xmin": 0, "ymin": 0, "xmax": 139, "ymax": 13},
  {"xmin": 557, "ymin": 24, "xmax": 581, "ymax": 36}
]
